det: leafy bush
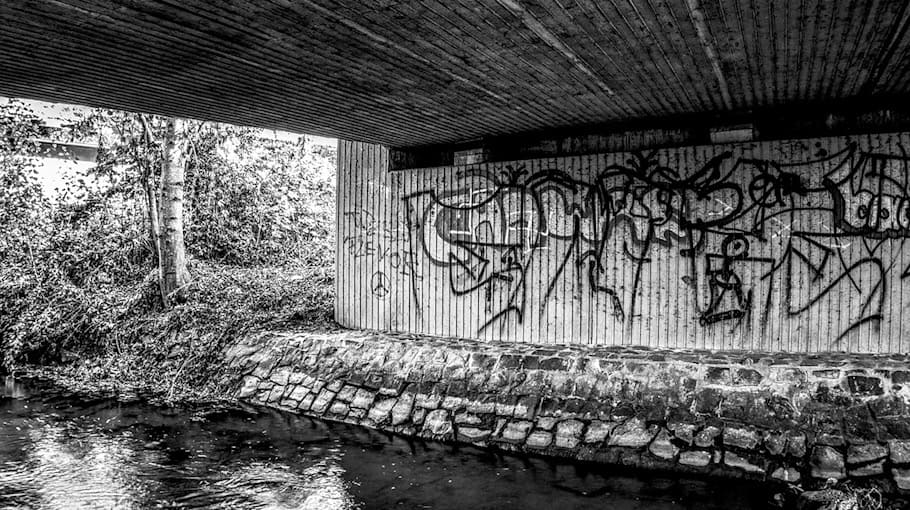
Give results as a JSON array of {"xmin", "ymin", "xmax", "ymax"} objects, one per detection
[
  {"xmin": 185, "ymin": 132, "xmax": 335, "ymax": 266},
  {"xmin": 0, "ymin": 99, "xmax": 337, "ymax": 372},
  {"xmin": 0, "ymin": 270, "xmax": 120, "ymax": 365},
  {"xmin": 0, "ymin": 100, "xmax": 49, "ymax": 266}
]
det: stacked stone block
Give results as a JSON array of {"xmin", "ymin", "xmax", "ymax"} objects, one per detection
[{"xmin": 225, "ymin": 329, "xmax": 910, "ymax": 491}]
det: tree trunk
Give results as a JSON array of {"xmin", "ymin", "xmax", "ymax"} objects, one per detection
[
  {"xmin": 158, "ymin": 117, "xmax": 190, "ymax": 306},
  {"xmin": 138, "ymin": 115, "xmax": 166, "ymax": 303}
]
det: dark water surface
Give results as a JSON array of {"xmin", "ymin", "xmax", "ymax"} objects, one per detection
[{"xmin": 0, "ymin": 378, "xmax": 777, "ymax": 509}]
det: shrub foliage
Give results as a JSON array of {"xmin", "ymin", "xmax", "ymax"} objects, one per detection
[{"xmin": 0, "ymin": 99, "xmax": 337, "ymax": 372}]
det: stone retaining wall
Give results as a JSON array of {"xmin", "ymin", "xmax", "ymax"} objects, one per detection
[{"xmin": 224, "ymin": 329, "xmax": 910, "ymax": 492}]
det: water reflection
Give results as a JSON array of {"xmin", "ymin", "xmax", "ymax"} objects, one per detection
[
  {"xmin": 27, "ymin": 426, "xmax": 150, "ymax": 508},
  {"xmin": 0, "ymin": 378, "xmax": 775, "ymax": 509}
]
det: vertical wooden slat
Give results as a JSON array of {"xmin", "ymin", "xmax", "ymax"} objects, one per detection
[
  {"xmin": 381, "ymin": 145, "xmax": 391, "ymax": 331},
  {"xmin": 564, "ymin": 154, "xmax": 576, "ymax": 344},
  {"xmin": 670, "ymin": 146, "xmax": 680, "ymax": 349},
  {"xmin": 334, "ymin": 139, "xmax": 344, "ymax": 326},
  {"xmin": 438, "ymin": 161, "xmax": 447, "ymax": 338},
  {"xmin": 440, "ymin": 162, "xmax": 451, "ymax": 339},
  {"xmin": 365, "ymin": 142, "xmax": 374, "ymax": 330},
  {"xmin": 898, "ymin": 133, "xmax": 909, "ymax": 355},
  {"xmin": 658, "ymin": 147, "xmax": 669, "ymax": 349},
  {"xmin": 523, "ymin": 157, "xmax": 535, "ymax": 345},
  {"xmin": 361, "ymin": 142, "xmax": 371, "ymax": 330},
  {"xmin": 428, "ymin": 162, "xmax": 440, "ymax": 336},
  {"xmin": 555, "ymin": 153, "xmax": 567, "ymax": 345},
  {"xmin": 862, "ymin": 131, "xmax": 875, "ymax": 354},
  {"xmin": 694, "ymin": 142, "xmax": 708, "ymax": 351},
  {"xmin": 879, "ymin": 131, "xmax": 892, "ymax": 355},
  {"xmin": 587, "ymin": 153, "xmax": 597, "ymax": 345},
  {"xmin": 608, "ymin": 149, "xmax": 623, "ymax": 347},
  {"xmin": 342, "ymin": 140, "xmax": 352, "ymax": 328},
  {"xmin": 404, "ymin": 166, "xmax": 414, "ymax": 336},
  {"xmin": 348, "ymin": 141, "xmax": 357, "ymax": 329},
  {"xmin": 421, "ymin": 162, "xmax": 429, "ymax": 335},
  {"xmin": 820, "ymin": 136, "xmax": 837, "ymax": 353},
  {"xmin": 588, "ymin": 153, "xmax": 601, "ymax": 346},
  {"xmin": 338, "ymin": 140, "xmax": 347, "ymax": 328},
  {"xmin": 389, "ymin": 167, "xmax": 398, "ymax": 332},
  {"xmin": 447, "ymin": 162, "xmax": 456, "ymax": 339},
  {"xmin": 359, "ymin": 142, "xmax": 367, "ymax": 330},
  {"xmin": 353, "ymin": 141, "xmax": 362, "ymax": 330},
  {"xmin": 375, "ymin": 144, "xmax": 384, "ymax": 330}
]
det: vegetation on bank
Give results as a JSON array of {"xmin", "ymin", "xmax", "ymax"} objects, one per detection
[{"xmin": 0, "ymin": 99, "xmax": 337, "ymax": 400}]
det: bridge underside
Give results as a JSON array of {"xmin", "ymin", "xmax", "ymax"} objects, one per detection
[{"xmin": 2, "ymin": 1, "xmax": 910, "ymax": 147}]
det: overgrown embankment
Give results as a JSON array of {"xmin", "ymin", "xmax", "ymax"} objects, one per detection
[
  {"xmin": 0, "ymin": 100, "xmax": 338, "ymax": 400},
  {"xmin": 2, "ymin": 261, "xmax": 337, "ymax": 396},
  {"xmin": 1, "ymin": 260, "xmax": 337, "ymax": 401}
]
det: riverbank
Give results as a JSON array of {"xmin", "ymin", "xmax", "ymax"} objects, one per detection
[
  {"xmin": 1, "ymin": 260, "xmax": 337, "ymax": 404},
  {"xmin": 13, "ymin": 325, "xmax": 909, "ymax": 509}
]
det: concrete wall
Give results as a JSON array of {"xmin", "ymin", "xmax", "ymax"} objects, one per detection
[{"xmin": 336, "ymin": 134, "xmax": 910, "ymax": 353}]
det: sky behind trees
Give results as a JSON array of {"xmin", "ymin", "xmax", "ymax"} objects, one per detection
[{"xmin": 2, "ymin": 96, "xmax": 337, "ymax": 198}]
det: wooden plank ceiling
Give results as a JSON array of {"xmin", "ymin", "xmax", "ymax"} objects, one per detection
[{"xmin": 1, "ymin": 1, "xmax": 908, "ymax": 147}]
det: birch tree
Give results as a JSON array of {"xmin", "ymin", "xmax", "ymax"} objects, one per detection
[
  {"xmin": 72, "ymin": 111, "xmax": 192, "ymax": 307},
  {"xmin": 157, "ymin": 117, "xmax": 190, "ymax": 305}
]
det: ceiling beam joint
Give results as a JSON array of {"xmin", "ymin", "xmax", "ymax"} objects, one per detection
[
  {"xmin": 685, "ymin": 0, "xmax": 733, "ymax": 110},
  {"xmin": 496, "ymin": 0, "xmax": 615, "ymax": 96}
]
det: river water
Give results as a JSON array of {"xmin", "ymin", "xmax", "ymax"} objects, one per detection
[{"xmin": 0, "ymin": 378, "xmax": 778, "ymax": 509}]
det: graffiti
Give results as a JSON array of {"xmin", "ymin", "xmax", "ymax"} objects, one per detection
[
  {"xmin": 370, "ymin": 271, "xmax": 390, "ymax": 298},
  {"xmin": 697, "ymin": 234, "xmax": 773, "ymax": 325},
  {"xmin": 401, "ymin": 167, "xmax": 542, "ymax": 331},
  {"xmin": 345, "ymin": 137, "xmax": 910, "ymax": 349},
  {"xmin": 343, "ymin": 209, "xmax": 422, "ymax": 279}
]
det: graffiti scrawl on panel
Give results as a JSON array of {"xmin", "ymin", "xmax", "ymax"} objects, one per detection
[{"xmin": 343, "ymin": 138, "xmax": 910, "ymax": 351}]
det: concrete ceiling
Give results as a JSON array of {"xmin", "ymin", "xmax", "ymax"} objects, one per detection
[{"xmin": 1, "ymin": 1, "xmax": 909, "ymax": 147}]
